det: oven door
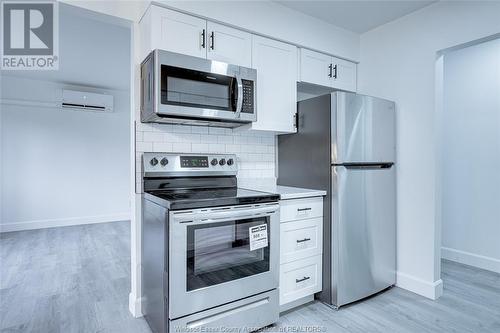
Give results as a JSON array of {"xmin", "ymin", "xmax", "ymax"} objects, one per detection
[{"xmin": 169, "ymin": 203, "xmax": 279, "ymax": 319}]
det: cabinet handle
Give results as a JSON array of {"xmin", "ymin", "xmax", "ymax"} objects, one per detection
[
  {"xmin": 332, "ymin": 64, "xmax": 338, "ymax": 79},
  {"xmin": 210, "ymin": 31, "xmax": 215, "ymax": 50},
  {"xmin": 296, "ymin": 238, "xmax": 311, "ymax": 243},
  {"xmin": 296, "ymin": 276, "xmax": 311, "ymax": 283},
  {"xmin": 201, "ymin": 29, "xmax": 206, "ymax": 49},
  {"xmin": 328, "ymin": 63, "xmax": 333, "ymax": 78},
  {"xmin": 297, "ymin": 207, "xmax": 312, "ymax": 212}
]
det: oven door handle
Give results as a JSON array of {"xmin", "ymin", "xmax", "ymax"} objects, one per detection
[
  {"xmin": 235, "ymin": 74, "xmax": 243, "ymax": 119},
  {"xmin": 172, "ymin": 204, "xmax": 279, "ymax": 225}
]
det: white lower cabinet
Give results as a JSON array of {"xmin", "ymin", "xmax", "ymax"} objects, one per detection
[
  {"xmin": 280, "ymin": 255, "xmax": 322, "ymax": 306},
  {"xmin": 279, "ymin": 197, "xmax": 323, "ymax": 309},
  {"xmin": 280, "ymin": 217, "xmax": 322, "ymax": 263}
]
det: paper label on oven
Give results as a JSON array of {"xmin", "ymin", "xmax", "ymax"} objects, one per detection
[{"xmin": 249, "ymin": 224, "xmax": 268, "ymax": 251}]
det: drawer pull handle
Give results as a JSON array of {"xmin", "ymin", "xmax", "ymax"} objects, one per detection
[
  {"xmin": 296, "ymin": 276, "xmax": 310, "ymax": 283},
  {"xmin": 297, "ymin": 207, "xmax": 312, "ymax": 212},
  {"xmin": 296, "ymin": 238, "xmax": 311, "ymax": 243}
]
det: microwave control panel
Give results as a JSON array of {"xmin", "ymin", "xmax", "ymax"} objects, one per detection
[{"xmin": 241, "ymin": 79, "xmax": 255, "ymax": 114}]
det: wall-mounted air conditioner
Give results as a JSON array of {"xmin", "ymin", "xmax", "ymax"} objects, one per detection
[{"xmin": 61, "ymin": 89, "xmax": 114, "ymax": 112}]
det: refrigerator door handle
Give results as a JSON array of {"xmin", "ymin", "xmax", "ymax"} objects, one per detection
[{"xmin": 339, "ymin": 163, "xmax": 393, "ymax": 170}]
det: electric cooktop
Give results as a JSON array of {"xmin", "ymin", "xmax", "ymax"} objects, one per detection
[{"xmin": 144, "ymin": 187, "xmax": 279, "ymax": 210}]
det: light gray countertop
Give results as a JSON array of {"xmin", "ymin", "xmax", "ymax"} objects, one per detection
[{"xmin": 243, "ymin": 185, "xmax": 327, "ymax": 200}]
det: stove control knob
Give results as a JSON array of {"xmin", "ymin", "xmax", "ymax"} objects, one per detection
[
  {"xmin": 211, "ymin": 158, "xmax": 218, "ymax": 166},
  {"xmin": 227, "ymin": 158, "xmax": 234, "ymax": 166},
  {"xmin": 219, "ymin": 158, "xmax": 226, "ymax": 166},
  {"xmin": 150, "ymin": 158, "xmax": 158, "ymax": 166},
  {"xmin": 160, "ymin": 158, "xmax": 169, "ymax": 166}
]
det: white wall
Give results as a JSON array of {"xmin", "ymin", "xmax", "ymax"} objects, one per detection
[
  {"xmin": 358, "ymin": 1, "xmax": 500, "ymax": 299},
  {"xmin": 441, "ymin": 38, "xmax": 500, "ymax": 273},
  {"xmin": 0, "ymin": 78, "xmax": 131, "ymax": 232},
  {"xmin": 0, "ymin": 3, "xmax": 132, "ymax": 232}
]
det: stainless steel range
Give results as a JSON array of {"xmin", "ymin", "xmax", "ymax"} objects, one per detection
[{"xmin": 141, "ymin": 153, "xmax": 280, "ymax": 333}]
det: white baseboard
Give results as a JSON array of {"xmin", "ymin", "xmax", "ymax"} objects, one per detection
[
  {"xmin": 280, "ymin": 294, "xmax": 314, "ymax": 313},
  {"xmin": 396, "ymin": 272, "xmax": 443, "ymax": 300},
  {"xmin": 442, "ymin": 247, "xmax": 500, "ymax": 274},
  {"xmin": 129, "ymin": 292, "xmax": 143, "ymax": 318},
  {"xmin": 0, "ymin": 213, "xmax": 130, "ymax": 233}
]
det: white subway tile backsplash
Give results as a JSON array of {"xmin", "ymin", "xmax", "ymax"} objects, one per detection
[
  {"xmin": 179, "ymin": 133, "xmax": 201, "ymax": 143},
  {"xmin": 136, "ymin": 142, "xmax": 153, "ymax": 152},
  {"xmin": 261, "ymin": 136, "xmax": 275, "ymax": 145},
  {"xmin": 226, "ymin": 144, "xmax": 241, "ymax": 153},
  {"xmin": 192, "ymin": 143, "xmax": 209, "ymax": 153},
  {"xmin": 153, "ymin": 142, "xmax": 173, "ymax": 152},
  {"xmin": 143, "ymin": 132, "xmax": 166, "ymax": 142},
  {"xmin": 136, "ymin": 122, "xmax": 155, "ymax": 132},
  {"xmin": 171, "ymin": 125, "xmax": 192, "ymax": 133},
  {"xmin": 191, "ymin": 126, "xmax": 209, "ymax": 134},
  {"xmin": 234, "ymin": 136, "xmax": 248, "ymax": 144},
  {"xmin": 153, "ymin": 123, "xmax": 172, "ymax": 132},
  {"xmin": 200, "ymin": 134, "xmax": 218, "ymax": 144},
  {"xmin": 217, "ymin": 135, "xmax": 233, "ymax": 144},
  {"xmin": 164, "ymin": 132, "xmax": 182, "ymax": 143},
  {"xmin": 173, "ymin": 142, "xmax": 191, "ymax": 152},
  {"xmin": 136, "ymin": 123, "xmax": 278, "ymax": 193},
  {"xmin": 208, "ymin": 143, "xmax": 225, "ymax": 153},
  {"xmin": 208, "ymin": 127, "xmax": 227, "ymax": 135}
]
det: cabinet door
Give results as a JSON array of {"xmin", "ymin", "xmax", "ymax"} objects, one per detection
[
  {"xmin": 279, "ymin": 255, "xmax": 322, "ymax": 306},
  {"xmin": 332, "ymin": 56, "xmax": 357, "ymax": 92},
  {"xmin": 299, "ymin": 48, "xmax": 332, "ymax": 87},
  {"xmin": 206, "ymin": 22, "xmax": 252, "ymax": 67},
  {"xmin": 150, "ymin": 6, "xmax": 207, "ymax": 58},
  {"xmin": 251, "ymin": 35, "xmax": 297, "ymax": 133}
]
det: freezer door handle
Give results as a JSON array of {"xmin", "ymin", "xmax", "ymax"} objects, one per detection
[{"xmin": 340, "ymin": 163, "xmax": 393, "ymax": 170}]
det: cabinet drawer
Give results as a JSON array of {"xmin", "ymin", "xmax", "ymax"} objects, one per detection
[
  {"xmin": 280, "ymin": 218, "xmax": 322, "ymax": 263},
  {"xmin": 280, "ymin": 197, "xmax": 323, "ymax": 222},
  {"xmin": 279, "ymin": 255, "xmax": 322, "ymax": 305}
]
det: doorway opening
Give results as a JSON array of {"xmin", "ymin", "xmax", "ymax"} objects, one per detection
[
  {"xmin": 0, "ymin": 3, "xmax": 141, "ymax": 331},
  {"xmin": 435, "ymin": 35, "xmax": 500, "ymax": 280}
]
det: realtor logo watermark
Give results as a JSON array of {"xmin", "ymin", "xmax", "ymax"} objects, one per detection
[{"xmin": 1, "ymin": 1, "xmax": 59, "ymax": 70}]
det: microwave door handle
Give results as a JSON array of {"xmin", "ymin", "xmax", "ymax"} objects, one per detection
[{"xmin": 235, "ymin": 74, "xmax": 243, "ymax": 118}]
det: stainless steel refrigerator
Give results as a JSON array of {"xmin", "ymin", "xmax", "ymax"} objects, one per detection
[{"xmin": 278, "ymin": 91, "xmax": 396, "ymax": 308}]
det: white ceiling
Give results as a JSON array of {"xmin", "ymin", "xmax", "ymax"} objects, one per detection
[{"xmin": 276, "ymin": 0, "xmax": 437, "ymax": 33}]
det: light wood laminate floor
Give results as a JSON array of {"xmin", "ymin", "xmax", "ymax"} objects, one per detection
[{"xmin": 1, "ymin": 221, "xmax": 499, "ymax": 332}]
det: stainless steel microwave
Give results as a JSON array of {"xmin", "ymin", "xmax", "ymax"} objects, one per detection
[{"xmin": 141, "ymin": 49, "xmax": 257, "ymax": 128}]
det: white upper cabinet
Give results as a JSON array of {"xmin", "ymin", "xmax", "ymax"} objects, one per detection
[
  {"xmin": 332, "ymin": 56, "xmax": 357, "ymax": 92},
  {"xmin": 299, "ymin": 49, "xmax": 332, "ymax": 87},
  {"xmin": 206, "ymin": 22, "xmax": 252, "ymax": 67},
  {"xmin": 140, "ymin": 6, "xmax": 252, "ymax": 67},
  {"xmin": 299, "ymin": 48, "xmax": 357, "ymax": 92},
  {"xmin": 142, "ymin": 6, "xmax": 207, "ymax": 59},
  {"xmin": 250, "ymin": 36, "xmax": 298, "ymax": 133}
]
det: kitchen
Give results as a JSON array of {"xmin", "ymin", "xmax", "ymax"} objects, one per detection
[{"xmin": 1, "ymin": 1, "xmax": 499, "ymax": 332}]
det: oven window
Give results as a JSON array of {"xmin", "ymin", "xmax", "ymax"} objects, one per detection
[
  {"xmin": 161, "ymin": 65, "xmax": 236, "ymax": 111},
  {"xmin": 186, "ymin": 217, "xmax": 270, "ymax": 291}
]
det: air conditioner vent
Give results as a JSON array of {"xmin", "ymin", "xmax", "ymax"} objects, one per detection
[{"xmin": 62, "ymin": 89, "xmax": 113, "ymax": 112}]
